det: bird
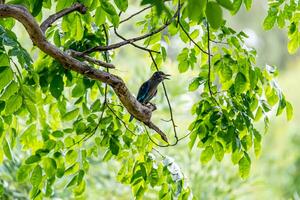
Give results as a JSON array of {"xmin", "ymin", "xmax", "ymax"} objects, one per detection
[{"xmin": 129, "ymin": 71, "xmax": 171, "ymax": 122}]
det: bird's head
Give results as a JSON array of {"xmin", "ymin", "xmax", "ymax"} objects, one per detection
[{"xmin": 151, "ymin": 71, "xmax": 171, "ymax": 82}]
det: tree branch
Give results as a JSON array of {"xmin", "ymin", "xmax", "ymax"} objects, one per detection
[
  {"xmin": 113, "ymin": 27, "xmax": 160, "ymax": 54},
  {"xmin": 40, "ymin": 2, "xmax": 87, "ymax": 33},
  {"xmin": 80, "ymin": 8, "xmax": 180, "ymax": 55},
  {"xmin": 0, "ymin": 4, "xmax": 169, "ymax": 141},
  {"xmin": 178, "ymin": 21, "xmax": 210, "ymax": 56},
  {"xmin": 68, "ymin": 49, "xmax": 115, "ymax": 69}
]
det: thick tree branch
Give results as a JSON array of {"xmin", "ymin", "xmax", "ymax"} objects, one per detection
[
  {"xmin": 40, "ymin": 2, "xmax": 87, "ymax": 33},
  {"xmin": 0, "ymin": 4, "xmax": 169, "ymax": 142}
]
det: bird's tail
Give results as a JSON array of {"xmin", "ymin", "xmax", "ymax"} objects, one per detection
[{"xmin": 129, "ymin": 115, "xmax": 134, "ymax": 122}]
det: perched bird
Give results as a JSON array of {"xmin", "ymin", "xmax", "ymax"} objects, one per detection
[{"xmin": 129, "ymin": 71, "xmax": 171, "ymax": 122}]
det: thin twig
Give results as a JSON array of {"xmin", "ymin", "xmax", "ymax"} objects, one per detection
[
  {"xmin": 210, "ymin": 39, "xmax": 228, "ymax": 45},
  {"xmin": 40, "ymin": 2, "xmax": 87, "ymax": 33},
  {"xmin": 80, "ymin": 8, "xmax": 180, "ymax": 55},
  {"xmin": 106, "ymin": 104, "xmax": 136, "ymax": 136},
  {"xmin": 149, "ymin": 52, "xmax": 178, "ymax": 142},
  {"xmin": 114, "ymin": 27, "xmax": 160, "ymax": 54},
  {"xmin": 144, "ymin": 126, "xmax": 169, "ymax": 147},
  {"xmin": 206, "ymin": 20, "xmax": 219, "ymax": 106},
  {"xmin": 178, "ymin": 21, "xmax": 210, "ymax": 56},
  {"xmin": 116, "ymin": 5, "xmax": 152, "ymax": 26},
  {"xmin": 69, "ymin": 49, "xmax": 115, "ymax": 68}
]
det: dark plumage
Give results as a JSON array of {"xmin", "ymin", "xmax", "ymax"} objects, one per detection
[{"xmin": 129, "ymin": 71, "xmax": 170, "ymax": 122}]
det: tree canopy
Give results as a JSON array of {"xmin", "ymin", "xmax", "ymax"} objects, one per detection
[{"xmin": 0, "ymin": 0, "xmax": 297, "ymax": 199}]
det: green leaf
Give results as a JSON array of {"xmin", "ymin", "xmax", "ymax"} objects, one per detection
[
  {"xmin": 216, "ymin": 0, "xmax": 234, "ymax": 10},
  {"xmin": 220, "ymin": 64, "xmax": 232, "ymax": 81},
  {"xmin": 53, "ymin": 30, "xmax": 61, "ymax": 47},
  {"xmin": 0, "ymin": 81, "xmax": 19, "ymax": 101},
  {"xmin": 206, "ymin": 2, "xmax": 223, "ymax": 29},
  {"xmin": 72, "ymin": 81, "xmax": 85, "ymax": 98},
  {"xmin": 17, "ymin": 165, "xmax": 31, "ymax": 182},
  {"xmin": 188, "ymin": 131, "xmax": 197, "ymax": 150},
  {"xmin": 43, "ymin": 158, "xmax": 57, "ymax": 177},
  {"xmin": 66, "ymin": 150, "xmax": 78, "ymax": 165},
  {"xmin": 109, "ymin": 137, "xmax": 120, "ymax": 155},
  {"xmin": 276, "ymin": 97, "xmax": 286, "ymax": 116},
  {"xmin": 234, "ymin": 72, "xmax": 247, "ymax": 93},
  {"xmin": 32, "ymin": 0, "xmax": 43, "ymax": 17},
  {"xmin": 52, "ymin": 130, "xmax": 64, "ymax": 138},
  {"xmin": 286, "ymin": 101, "xmax": 293, "ymax": 121},
  {"xmin": 263, "ymin": 8, "xmax": 278, "ymax": 30},
  {"xmin": 25, "ymin": 154, "xmax": 41, "ymax": 164},
  {"xmin": 56, "ymin": 0, "xmax": 73, "ymax": 11},
  {"xmin": 3, "ymin": 138, "xmax": 12, "ymax": 160},
  {"xmin": 238, "ymin": 154, "xmax": 251, "ymax": 179},
  {"xmin": 5, "ymin": 94, "xmax": 22, "ymax": 115},
  {"xmin": 200, "ymin": 146, "xmax": 214, "ymax": 164},
  {"xmin": 189, "ymin": 79, "xmax": 200, "ymax": 91},
  {"xmin": 187, "ymin": 0, "xmax": 207, "ymax": 21},
  {"xmin": 231, "ymin": 0, "xmax": 242, "ymax": 14},
  {"xmin": 95, "ymin": 7, "xmax": 106, "ymax": 26},
  {"xmin": 62, "ymin": 108, "xmax": 80, "ymax": 121},
  {"xmin": 243, "ymin": 0, "xmax": 252, "ymax": 10},
  {"xmin": 0, "ymin": 54, "xmax": 10, "ymax": 67},
  {"xmin": 75, "ymin": 14, "xmax": 83, "ymax": 41},
  {"xmin": 213, "ymin": 142, "xmax": 224, "ymax": 161},
  {"xmin": 65, "ymin": 162, "xmax": 80, "ymax": 176},
  {"xmin": 254, "ymin": 107, "xmax": 263, "ymax": 121},
  {"xmin": 114, "ymin": 0, "xmax": 128, "ymax": 12},
  {"xmin": 287, "ymin": 33, "xmax": 299, "ymax": 54},
  {"xmin": 0, "ymin": 67, "xmax": 13, "ymax": 91},
  {"xmin": 24, "ymin": 99, "xmax": 38, "ymax": 118},
  {"xmin": 30, "ymin": 165, "xmax": 42, "ymax": 187},
  {"xmin": 66, "ymin": 175, "xmax": 78, "ymax": 188},
  {"xmin": 50, "ymin": 75, "xmax": 64, "ymax": 99}
]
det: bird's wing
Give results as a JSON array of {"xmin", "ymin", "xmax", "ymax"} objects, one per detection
[
  {"xmin": 144, "ymin": 88, "xmax": 157, "ymax": 103},
  {"xmin": 136, "ymin": 81, "xmax": 150, "ymax": 103}
]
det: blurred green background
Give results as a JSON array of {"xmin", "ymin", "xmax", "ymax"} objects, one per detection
[{"xmin": 1, "ymin": 0, "xmax": 300, "ymax": 199}]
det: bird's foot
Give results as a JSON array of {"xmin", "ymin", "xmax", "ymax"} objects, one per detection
[{"xmin": 146, "ymin": 102, "xmax": 157, "ymax": 111}]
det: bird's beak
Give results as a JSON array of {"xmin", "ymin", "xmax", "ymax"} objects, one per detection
[{"xmin": 163, "ymin": 73, "xmax": 171, "ymax": 80}]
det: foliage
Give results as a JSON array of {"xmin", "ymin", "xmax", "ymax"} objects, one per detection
[
  {"xmin": 264, "ymin": 0, "xmax": 300, "ymax": 54},
  {"xmin": 0, "ymin": 0, "xmax": 295, "ymax": 199}
]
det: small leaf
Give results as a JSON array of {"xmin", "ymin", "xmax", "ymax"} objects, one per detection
[
  {"xmin": 0, "ymin": 81, "xmax": 18, "ymax": 101},
  {"xmin": 263, "ymin": 8, "xmax": 278, "ymax": 30},
  {"xmin": 50, "ymin": 75, "xmax": 64, "ymax": 99},
  {"xmin": 109, "ymin": 137, "xmax": 120, "ymax": 155},
  {"xmin": 114, "ymin": 0, "xmax": 128, "ymax": 11},
  {"xmin": 30, "ymin": 165, "xmax": 42, "ymax": 187},
  {"xmin": 25, "ymin": 154, "xmax": 41, "ymax": 164},
  {"xmin": 243, "ymin": 0, "xmax": 252, "ymax": 10},
  {"xmin": 234, "ymin": 72, "xmax": 247, "ymax": 93},
  {"xmin": 216, "ymin": 0, "xmax": 234, "ymax": 10},
  {"xmin": 239, "ymin": 154, "xmax": 251, "ymax": 179},
  {"xmin": 3, "ymin": 138, "xmax": 12, "ymax": 160},
  {"xmin": 187, "ymin": 0, "xmax": 207, "ymax": 21},
  {"xmin": 189, "ymin": 79, "xmax": 200, "ymax": 91},
  {"xmin": 5, "ymin": 94, "xmax": 22, "ymax": 115},
  {"xmin": 0, "ymin": 67, "xmax": 13, "ymax": 91},
  {"xmin": 52, "ymin": 130, "xmax": 64, "ymax": 138},
  {"xmin": 17, "ymin": 165, "xmax": 31, "ymax": 182},
  {"xmin": 66, "ymin": 150, "xmax": 78, "ymax": 165},
  {"xmin": 286, "ymin": 101, "xmax": 293, "ymax": 121},
  {"xmin": 213, "ymin": 142, "xmax": 224, "ymax": 161},
  {"xmin": 62, "ymin": 108, "xmax": 80, "ymax": 121},
  {"xmin": 200, "ymin": 146, "xmax": 214, "ymax": 164},
  {"xmin": 206, "ymin": 2, "xmax": 223, "ymax": 29}
]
